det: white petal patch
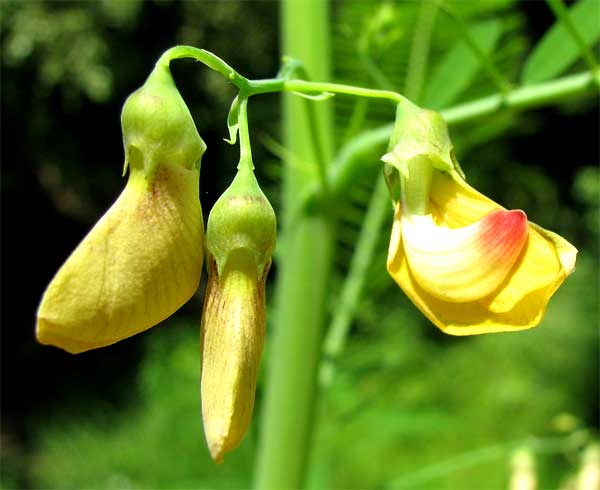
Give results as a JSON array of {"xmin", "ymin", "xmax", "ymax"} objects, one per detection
[{"xmin": 401, "ymin": 211, "xmax": 527, "ymax": 302}]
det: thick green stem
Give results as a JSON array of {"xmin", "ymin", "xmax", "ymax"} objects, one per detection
[{"xmin": 253, "ymin": 0, "xmax": 334, "ymax": 488}]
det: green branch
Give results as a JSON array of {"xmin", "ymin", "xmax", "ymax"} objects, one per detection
[
  {"xmin": 321, "ymin": 69, "xmax": 599, "ymax": 209},
  {"xmin": 386, "ymin": 434, "xmax": 582, "ymax": 489},
  {"xmin": 546, "ymin": 0, "xmax": 599, "ymax": 76},
  {"xmin": 438, "ymin": 4, "xmax": 512, "ymax": 96},
  {"xmin": 442, "ymin": 69, "xmax": 599, "ymax": 123}
]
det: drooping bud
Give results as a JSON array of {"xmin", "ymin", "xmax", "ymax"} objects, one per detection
[
  {"xmin": 200, "ymin": 167, "xmax": 276, "ymax": 463},
  {"xmin": 36, "ymin": 58, "xmax": 205, "ymax": 353}
]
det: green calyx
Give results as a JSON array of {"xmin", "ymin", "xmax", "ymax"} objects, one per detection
[
  {"xmin": 206, "ymin": 167, "xmax": 276, "ymax": 278},
  {"xmin": 121, "ymin": 59, "xmax": 206, "ymax": 179},
  {"xmin": 382, "ymin": 104, "xmax": 463, "ymax": 215}
]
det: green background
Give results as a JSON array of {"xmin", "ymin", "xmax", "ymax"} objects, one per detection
[{"xmin": 1, "ymin": 1, "xmax": 598, "ymax": 488}]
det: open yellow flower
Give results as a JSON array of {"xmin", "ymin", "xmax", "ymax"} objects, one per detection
[
  {"xmin": 384, "ymin": 107, "xmax": 577, "ymax": 335},
  {"xmin": 36, "ymin": 59, "xmax": 206, "ymax": 353}
]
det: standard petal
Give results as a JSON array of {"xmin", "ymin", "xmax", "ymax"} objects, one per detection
[
  {"xmin": 427, "ymin": 169, "xmax": 576, "ymax": 312},
  {"xmin": 387, "ymin": 203, "xmax": 573, "ymax": 334},
  {"xmin": 484, "ymin": 223, "xmax": 571, "ymax": 313},
  {"xmin": 429, "ymin": 170, "xmax": 500, "ymax": 227},
  {"xmin": 36, "ymin": 165, "xmax": 203, "ymax": 353},
  {"xmin": 401, "ymin": 209, "xmax": 528, "ymax": 302}
]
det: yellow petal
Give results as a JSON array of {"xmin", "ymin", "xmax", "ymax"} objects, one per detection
[
  {"xmin": 401, "ymin": 209, "xmax": 527, "ymax": 302},
  {"xmin": 484, "ymin": 223, "xmax": 568, "ymax": 313},
  {"xmin": 387, "ymin": 200, "xmax": 577, "ymax": 335},
  {"xmin": 429, "ymin": 170, "xmax": 577, "ymax": 311},
  {"xmin": 36, "ymin": 165, "xmax": 203, "ymax": 353},
  {"xmin": 429, "ymin": 170, "xmax": 499, "ymax": 227},
  {"xmin": 200, "ymin": 249, "xmax": 266, "ymax": 464}
]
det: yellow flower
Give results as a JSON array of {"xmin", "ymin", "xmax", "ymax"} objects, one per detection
[
  {"xmin": 36, "ymin": 60, "xmax": 206, "ymax": 353},
  {"xmin": 200, "ymin": 167, "xmax": 276, "ymax": 463},
  {"xmin": 384, "ymin": 106, "xmax": 577, "ymax": 334}
]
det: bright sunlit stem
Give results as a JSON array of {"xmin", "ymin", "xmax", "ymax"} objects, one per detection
[{"xmin": 283, "ymin": 80, "xmax": 407, "ymax": 104}]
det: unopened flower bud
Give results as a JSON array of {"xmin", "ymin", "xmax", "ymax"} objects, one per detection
[
  {"xmin": 36, "ymin": 60, "xmax": 205, "ymax": 353},
  {"xmin": 200, "ymin": 167, "xmax": 276, "ymax": 463}
]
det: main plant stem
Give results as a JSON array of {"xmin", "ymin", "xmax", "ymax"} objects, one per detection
[{"xmin": 254, "ymin": 0, "xmax": 334, "ymax": 488}]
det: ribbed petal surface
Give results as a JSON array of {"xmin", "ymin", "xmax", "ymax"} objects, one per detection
[
  {"xmin": 36, "ymin": 165, "xmax": 203, "ymax": 353},
  {"xmin": 402, "ymin": 210, "xmax": 528, "ymax": 302},
  {"xmin": 387, "ymin": 171, "xmax": 577, "ymax": 334}
]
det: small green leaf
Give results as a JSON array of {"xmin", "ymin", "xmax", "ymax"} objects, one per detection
[
  {"xmin": 423, "ymin": 20, "xmax": 503, "ymax": 109},
  {"xmin": 224, "ymin": 95, "xmax": 239, "ymax": 145},
  {"xmin": 521, "ymin": 0, "xmax": 600, "ymax": 84}
]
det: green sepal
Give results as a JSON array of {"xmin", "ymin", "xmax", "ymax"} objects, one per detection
[
  {"xmin": 224, "ymin": 96, "xmax": 240, "ymax": 145},
  {"xmin": 206, "ymin": 167, "xmax": 276, "ymax": 279},
  {"xmin": 381, "ymin": 104, "xmax": 455, "ymax": 177},
  {"xmin": 382, "ymin": 103, "xmax": 467, "ymax": 215},
  {"xmin": 121, "ymin": 59, "xmax": 206, "ymax": 179}
]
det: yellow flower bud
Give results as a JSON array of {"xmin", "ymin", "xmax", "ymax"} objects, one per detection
[
  {"xmin": 36, "ymin": 60, "xmax": 205, "ymax": 353},
  {"xmin": 200, "ymin": 167, "xmax": 276, "ymax": 463}
]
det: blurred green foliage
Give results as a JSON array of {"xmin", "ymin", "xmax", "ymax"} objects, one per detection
[{"xmin": 1, "ymin": 0, "xmax": 598, "ymax": 489}]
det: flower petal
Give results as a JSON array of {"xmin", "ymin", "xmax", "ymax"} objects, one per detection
[
  {"xmin": 429, "ymin": 170, "xmax": 499, "ymax": 227},
  {"xmin": 36, "ymin": 166, "xmax": 203, "ymax": 353},
  {"xmin": 401, "ymin": 209, "xmax": 528, "ymax": 302},
  {"xmin": 429, "ymin": 169, "xmax": 578, "ymax": 308},
  {"xmin": 387, "ymin": 203, "xmax": 576, "ymax": 334}
]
